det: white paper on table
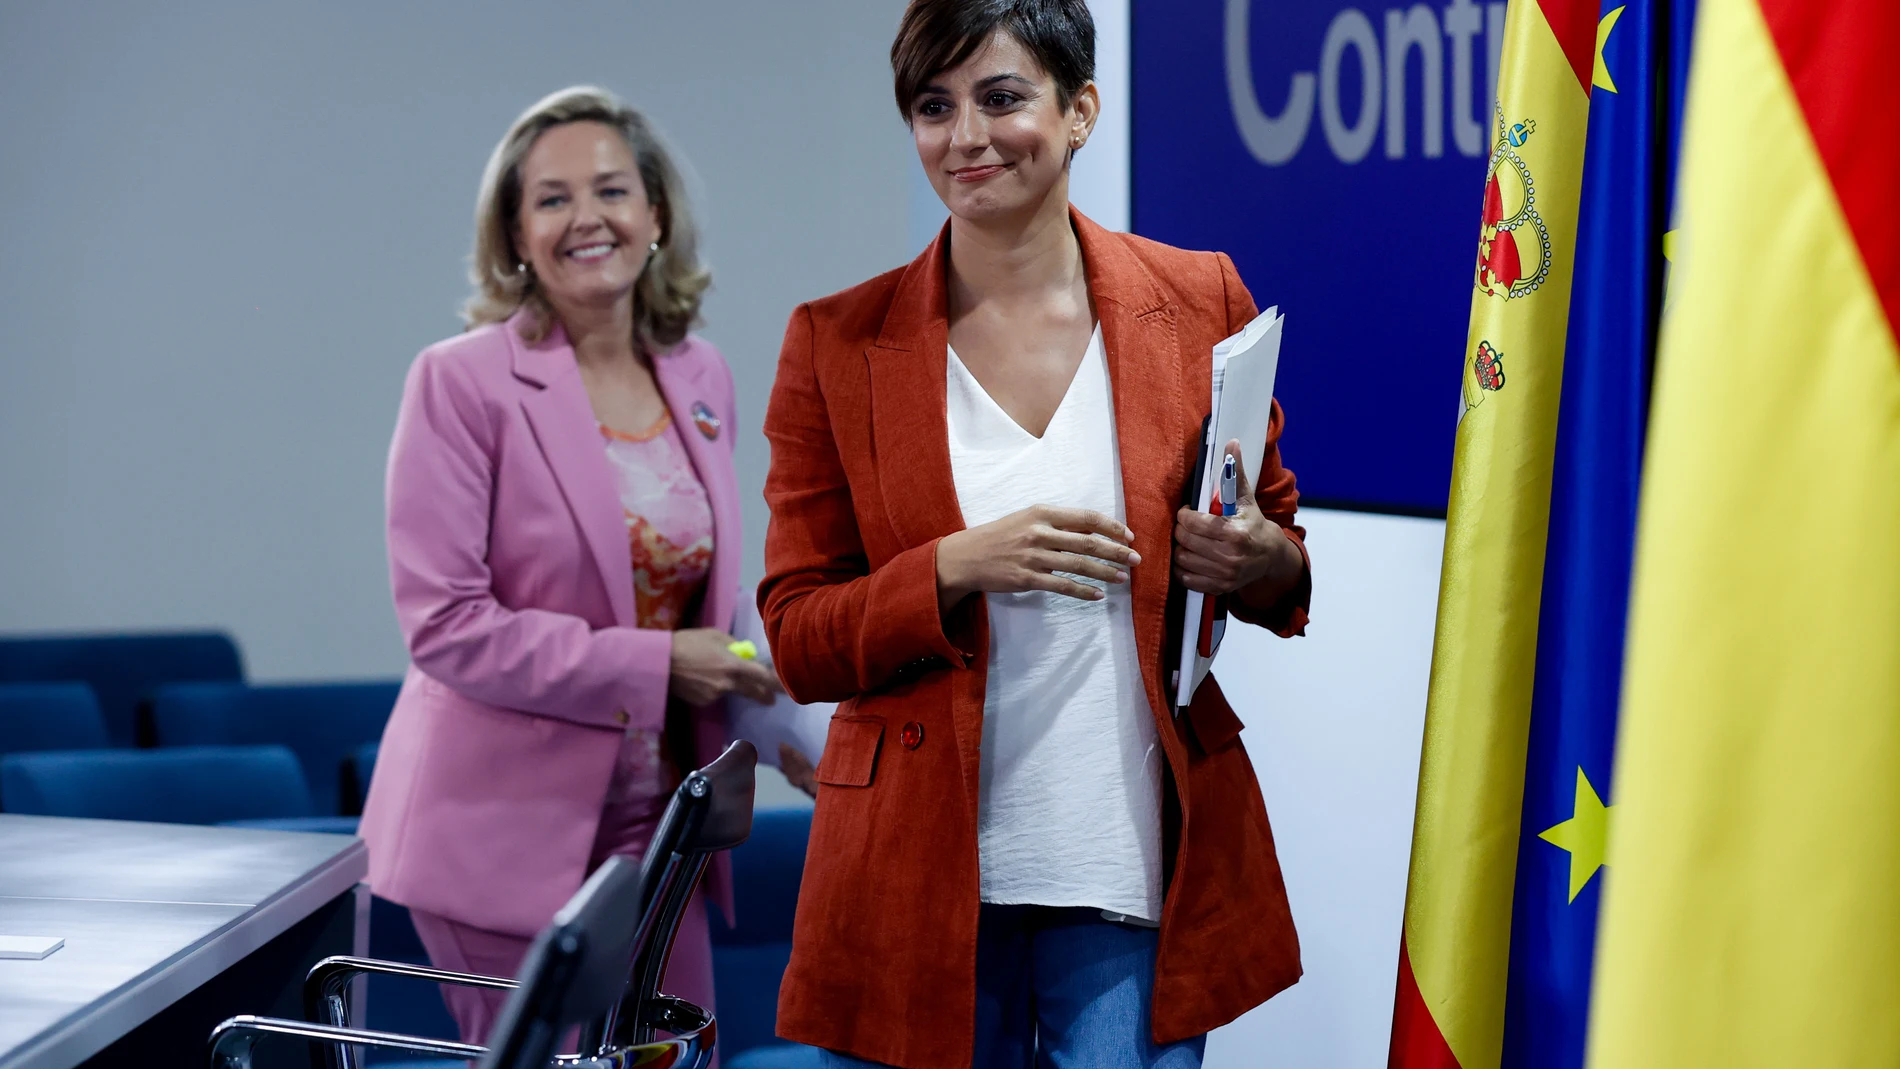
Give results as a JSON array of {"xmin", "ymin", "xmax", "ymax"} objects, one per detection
[
  {"xmin": 725, "ymin": 588, "xmax": 833, "ymax": 767},
  {"xmin": 0, "ymin": 935, "xmax": 64, "ymax": 960},
  {"xmin": 1174, "ymin": 307, "xmax": 1285, "ymax": 709}
]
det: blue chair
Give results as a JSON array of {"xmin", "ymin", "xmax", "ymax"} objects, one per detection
[
  {"xmin": 712, "ymin": 806, "xmax": 822, "ymax": 1064},
  {"xmin": 344, "ymin": 741, "xmax": 380, "ymax": 814},
  {"xmin": 223, "ymin": 813, "xmax": 360, "ymax": 834},
  {"xmin": 0, "ymin": 631, "xmax": 243, "ymax": 747},
  {"xmin": 148, "ymin": 680, "xmax": 399, "ymax": 816},
  {"xmin": 0, "ymin": 744, "xmax": 348, "ymax": 832},
  {"xmin": 0, "ymin": 683, "xmax": 110, "ymax": 755}
]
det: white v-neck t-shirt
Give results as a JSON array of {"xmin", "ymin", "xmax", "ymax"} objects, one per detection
[{"xmin": 945, "ymin": 325, "xmax": 1164, "ymax": 923}]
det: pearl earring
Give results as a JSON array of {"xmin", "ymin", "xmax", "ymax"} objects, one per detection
[{"xmin": 649, "ymin": 241, "xmax": 660, "ymax": 252}]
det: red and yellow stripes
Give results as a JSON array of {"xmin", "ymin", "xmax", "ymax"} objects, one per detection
[
  {"xmin": 1758, "ymin": 0, "xmax": 1900, "ymax": 335},
  {"xmin": 1585, "ymin": 0, "xmax": 1900, "ymax": 1064},
  {"xmin": 1390, "ymin": 941, "xmax": 1458, "ymax": 1068},
  {"xmin": 1391, "ymin": 1, "xmax": 1598, "ymax": 1066}
]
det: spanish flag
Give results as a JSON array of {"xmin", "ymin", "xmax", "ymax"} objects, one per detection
[
  {"xmin": 1390, "ymin": 0, "xmax": 1687, "ymax": 1065},
  {"xmin": 1586, "ymin": 0, "xmax": 1900, "ymax": 1064}
]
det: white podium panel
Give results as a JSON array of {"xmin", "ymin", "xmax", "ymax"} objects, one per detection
[{"xmin": 1206, "ymin": 508, "xmax": 1444, "ymax": 1068}]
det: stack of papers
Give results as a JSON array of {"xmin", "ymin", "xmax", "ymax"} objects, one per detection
[{"xmin": 1174, "ymin": 307, "xmax": 1286, "ymax": 709}]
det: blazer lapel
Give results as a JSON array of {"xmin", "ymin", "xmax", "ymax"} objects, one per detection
[
  {"xmin": 868, "ymin": 229, "xmax": 967, "ymax": 550},
  {"xmin": 866, "ymin": 213, "xmax": 1187, "ymax": 716},
  {"xmin": 509, "ymin": 318, "xmax": 638, "ymax": 628},
  {"xmin": 1075, "ymin": 211, "xmax": 1184, "ymax": 719},
  {"xmin": 652, "ymin": 350, "xmax": 739, "ymax": 633}
]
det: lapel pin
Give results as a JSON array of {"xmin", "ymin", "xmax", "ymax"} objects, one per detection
[{"xmin": 690, "ymin": 401, "xmax": 721, "ymax": 441}]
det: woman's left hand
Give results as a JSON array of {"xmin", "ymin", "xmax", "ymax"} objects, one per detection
[{"xmin": 1172, "ymin": 440, "xmax": 1305, "ymax": 598}]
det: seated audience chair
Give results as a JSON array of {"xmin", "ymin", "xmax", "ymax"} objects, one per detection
[
  {"xmin": 0, "ymin": 631, "xmax": 243, "ymax": 747},
  {"xmin": 0, "ymin": 744, "xmax": 352, "ymax": 832},
  {"xmin": 343, "ymin": 742, "xmax": 380, "ymax": 816},
  {"xmin": 0, "ymin": 683, "xmax": 111, "ymax": 756},
  {"xmin": 150, "ymin": 681, "xmax": 401, "ymax": 816},
  {"xmin": 205, "ymin": 740, "xmax": 758, "ymax": 1069},
  {"xmin": 712, "ymin": 807, "xmax": 822, "ymax": 1067}
]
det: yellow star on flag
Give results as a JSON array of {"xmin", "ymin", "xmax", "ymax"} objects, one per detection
[
  {"xmin": 1662, "ymin": 228, "xmax": 1683, "ymax": 309},
  {"xmin": 1594, "ymin": 6, "xmax": 1627, "ymax": 94},
  {"xmin": 1538, "ymin": 767, "xmax": 1615, "ymax": 902}
]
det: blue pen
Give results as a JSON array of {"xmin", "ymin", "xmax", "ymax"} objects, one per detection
[{"xmin": 1219, "ymin": 454, "xmax": 1238, "ymax": 517}]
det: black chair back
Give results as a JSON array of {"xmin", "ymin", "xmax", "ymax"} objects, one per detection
[
  {"xmin": 608, "ymin": 739, "xmax": 757, "ymax": 1047},
  {"xmin": 477, "ymin": 855, "xmax": 643, "ymax": 1069},
  {"xmin": 489, "ymin": 739, "xmax": 755, "ymax": 1063}
]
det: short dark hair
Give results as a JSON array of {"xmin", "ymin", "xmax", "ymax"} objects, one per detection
[{"xmin": 891, "ymin": 0, "xmax": 1096, "ymax": 120}]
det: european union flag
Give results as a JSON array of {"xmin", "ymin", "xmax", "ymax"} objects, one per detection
[{"xmin": 1500, "ymin": 1, "xmax": 1695, "ymax": 1066}]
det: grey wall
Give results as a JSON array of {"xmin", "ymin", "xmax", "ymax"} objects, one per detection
[
  {"xmin": 0, "ymin": 4, "xmax": 1449, "ymax": 1052},
  {"xmin": 0, "ymin": 1, "xmax": 913, "ymax": 679}
]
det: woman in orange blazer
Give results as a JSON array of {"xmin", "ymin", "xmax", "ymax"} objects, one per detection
[{"xmin": 759, "ymin": 2, "xmax": 1311, "ymax": 1066}]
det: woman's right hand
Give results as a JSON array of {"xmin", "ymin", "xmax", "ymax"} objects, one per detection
[
  {"xmin": 668, "ymin": 628, "xmax": 781, "ymax": 707},
  {"xmin": 935, "ymin": 505, "xmax": 1140, "ymax": 612},
  {"xmin": 779, "ymin": 743, "xmax": 819, "ymax": 798}
]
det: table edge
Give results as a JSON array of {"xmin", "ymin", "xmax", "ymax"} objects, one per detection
[{"xmin": 0, "ymin": 836, "xmax": 368, "ymax": 1069}]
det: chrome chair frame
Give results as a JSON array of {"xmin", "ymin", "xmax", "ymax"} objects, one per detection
[
  {"xmin": 208, "ymin": 997, "xmax": 714, "ymax": 1069},
  {"xmin": 206, "ymin": 740, "xmax": 756, "ymax": 1069}
]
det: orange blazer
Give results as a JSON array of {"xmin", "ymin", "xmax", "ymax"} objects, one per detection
[{"xmin": 759, "ymin": 209, "xmax": 1311, "ymax": 1068}]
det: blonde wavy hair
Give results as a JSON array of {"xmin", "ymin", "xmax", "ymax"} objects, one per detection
[{"xmin": 465, "ymin": 86, "xmax": 710, "ymax": 352}]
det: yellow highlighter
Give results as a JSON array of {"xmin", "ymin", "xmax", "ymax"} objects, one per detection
[{"xmin": 726, "ymin": 640, "xmax": 758, "ymax": 661}]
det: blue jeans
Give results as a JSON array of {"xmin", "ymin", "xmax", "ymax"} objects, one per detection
[{"xmin": 819, "ymin": 904, "xmax": 1205, "ymax": 1069}]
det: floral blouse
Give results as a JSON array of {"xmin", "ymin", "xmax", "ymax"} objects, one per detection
[
  {"xmin": 600, "ymin": 412, "xmax": 715, "ymax": 629},
  {"xmin": 592, "ymin": 409, "xmax": 713, "ymax": 863}
]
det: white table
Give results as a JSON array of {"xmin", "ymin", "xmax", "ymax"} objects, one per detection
[{"xmin": 0, "ymin": 815, "xmax": 367, "ymax": 1069}]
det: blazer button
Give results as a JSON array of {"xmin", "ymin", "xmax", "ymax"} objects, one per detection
[
  {"xmin": 614, "ymin": 709, "xmax": 630, "ymax": 726},
  {"xmin": 901, "ymin": 721, "xmax": 924, "ymax": 750}
]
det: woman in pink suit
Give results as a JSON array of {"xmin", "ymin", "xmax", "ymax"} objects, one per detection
[{"xmin": 360, "ymin": 86, "xmax": 777, "ymax": 1047}]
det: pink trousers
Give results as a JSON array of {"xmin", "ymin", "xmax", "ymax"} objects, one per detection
[{"xmin": 408, "ymin": 891, "xmax": 716, "ymax": 1055}]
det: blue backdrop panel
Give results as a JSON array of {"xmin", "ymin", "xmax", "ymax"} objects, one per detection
[{"xmin": 1132, "ymin": 0, "xmax": 1503, "ymax": 513}]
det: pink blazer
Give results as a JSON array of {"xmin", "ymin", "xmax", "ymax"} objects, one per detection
[{"xmin": 361, "ymin": 310, "xmax": 739, "ymax": 937}]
